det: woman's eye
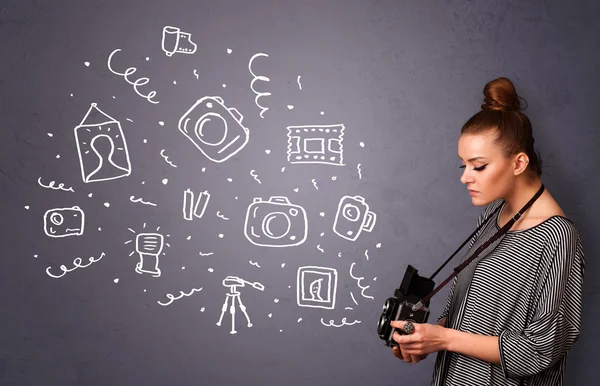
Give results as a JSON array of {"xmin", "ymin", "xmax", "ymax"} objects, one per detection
[{"xmin": 458, "ymin": 164, "xmax": 488, "ymax": 171}]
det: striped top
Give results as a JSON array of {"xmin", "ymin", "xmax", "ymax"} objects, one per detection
[{"xmin": 430, "ymin": 199, "xmax": 585, "ymax": 386}]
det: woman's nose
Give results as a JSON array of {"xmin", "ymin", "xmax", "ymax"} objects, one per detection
[{"xmin": 460, "ymin": 169, "xmax": 472, "ymax": 185}]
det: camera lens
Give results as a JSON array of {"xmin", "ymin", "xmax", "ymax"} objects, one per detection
[
  {"xmin": 194, "ymin": 113, "xmax": 227, "ymax": 146},
  {"xmin": 50, "ymin": 212, "xmax": 64, "ymax": 226},
  {"xmin": 377, "ymin": 313, "xmax": 388, "ymax": 335},
  {"xmin": 342, "ymin": 204, "xmax": 360, "ymax": 221},
  {"xmin": 382, "ymin": 299, "xmax": 391, "ymax": 313},
  {"xmin": 262, "ymin": 212, "xmax": 291, "ymax": 239}
]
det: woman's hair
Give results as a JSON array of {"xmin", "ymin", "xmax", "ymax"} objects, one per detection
[{"xmin": 461, "ymin": 77, "xmax": 542, "ymax": 178}]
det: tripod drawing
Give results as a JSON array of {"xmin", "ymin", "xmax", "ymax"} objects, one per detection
[{"xmin": 216, "ymin": 276, "xmax": 265, "ymax": 334}]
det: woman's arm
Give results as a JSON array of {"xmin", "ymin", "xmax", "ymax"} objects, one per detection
[{"xmin": 444, "ymin": 328, "xmax": 501, "ymax": 366}]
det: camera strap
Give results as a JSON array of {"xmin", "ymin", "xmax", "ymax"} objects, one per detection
[{"xmin": 411, "ymin": 184, "xmax": 545, "ymax": 312}]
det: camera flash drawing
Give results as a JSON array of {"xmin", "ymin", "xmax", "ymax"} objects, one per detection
[
  {"xmin": 125, "ymin": 223, "xmax": 170, "ymax": 277},
  {"xmin": 74, "ymin": 103, "xmax": 132, "ymax": 183},
  {"xmin": 286, "ymin": 124, "xmax": 345, "ymax": 166},
  {"xmin": 182, "ymin": 189, "xmax": 210, "ymax": 220},
  {"xmin": 248, "ymin": 52, "xmax": 270, "ymax": 118},
  {"xmin": 44, "ymin": 206, "xmax": 85, "ymax": 238},
  {"xmin": 179, "ymin": 96, "xmax": 249, "ymax": 163},
  {"xmin": 45, "ymin": 252, "xmax": 105, "ymax": 279},
  {"xmin": 333, "ymin": 195, "xmax": 376, "ymax": 241},
  {"xmin": 216, "ymin": 276, "xmax": 265, "ymax": 334},
  {"xmin": 244, "ymin": 196, "xmax": 308, "ymax": 248},
  {"xmin": 297, "ymin": 266, "xmax": 338, "ymax": 310},
  {"xmin": 161, "ymin": 26, "xmax": 197, "ymax": 56}
]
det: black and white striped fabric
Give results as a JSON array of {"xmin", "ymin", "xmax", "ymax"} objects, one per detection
[{"xmin": 431, "ymin": 199, "xmax": 585, "ymax": 386}]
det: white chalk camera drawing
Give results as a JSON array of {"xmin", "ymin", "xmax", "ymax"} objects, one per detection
[
  {"xmin": 44, "ymin": 206, "xmax": 85, "ymax": 238},
  {"xmin": 333, "ymin": 195, "xmax": 376, "ymax": 241},
  {"xmin": 244, "ymin": 196, "xmax": 308, "ymax": 248},
  {"xmin": 286, "ymin": 124, "xmax": 344, "ymax": 166},
  {"xmin": 74, "ymin": 103, "xmax": 132, "ymax": 183},
  {"xmin": 297, "ymin": 266, "xmax": 338, "ymax": 310},
  {"xmin": 178, "ymin": 96, "xmax": 250, "ymax": 163},
  {"xmin": 161, "ymin": 26, "xmax": 197, "ymax": 56}
]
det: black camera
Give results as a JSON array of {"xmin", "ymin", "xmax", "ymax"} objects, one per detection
[{"xmin": 377, "ymin": 265, "xmax": 435, "ymax": 347}]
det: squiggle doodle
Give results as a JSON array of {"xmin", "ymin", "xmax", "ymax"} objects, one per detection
[
  {"xmin": 250, "ymin": 170, "xmax": 262, "ymax": 184},
  {"xmin": 338, "ymin": 252, "xmax": 342, "ymax": 257},
  {"xmin": 130, "ymin": 196, "xmax": 157, "ymax": 207},
  {"xmin": 345, "ymin": 307, "xmax": 354, "ymax": 310},
  {"xmin": 216, "ymin": 211, "xmax": 229, "ymax": 220},
  {"xmin": 249, "ymin": 260, "xmax": 261, "ymax": 268},
  {"xmin": 157, "ymin": 287, "xmax": 203, "ymax": 306},
  {"xmin": 248, "ymin": 52, "xmax": 271, "ymax": 118},
  {"xmin": 317, "ymin": 245, "xmax": 324, "ymax": 253},
  {"xmin": 160, "ymin": 149, "xmax": 178, "ymax": 168},
  {"xmin": 364, "ymin": 249, "xmax": 369, "ymax": 260},
  {"xmin": 193, "ymin": 69, "xmax": 199, "ymax": 79},
  {"xmin": 320, "ymin": 317, "xmax": 362, "ymax": 328},
  {"xmin": 37, "ymin": 177, "xmax": 74, "ymax": 193},
  {"xmin": 357, "ymin": 163, "xmax": 362, "ymax": 179},
  {"xmin": 107, "ymin": 48, "xmax": 159, "ymax": 104},
  {"xmin": 349, "ymin": 262, "xmax": 374, "ymax": 300},
  {"xmin": 297, "ymin": 75, "xmax": 302, "ymax": 90},
  {"xmin": 199, "ymin": 252, "xmax": 214, "ymax": 256},
  {"xmin": 312, "ymin": 179, "xmax": 318, "ymax": 190},
  {"xmin": 350, "ymin": 292, "xmax": 358, "ymax": 306},
  {"xmin": 46, "ymin": 252, "xmax": 105, "ymax": 278}
]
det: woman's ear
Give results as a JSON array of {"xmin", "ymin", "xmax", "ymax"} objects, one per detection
[{"xmin": 512, "ymin": 152, "xmax": 530, "ymax": 176}]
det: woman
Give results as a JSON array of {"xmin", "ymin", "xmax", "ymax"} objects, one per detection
[{"xmin": 390, "ymin": 77, "xmax": 585, "ymax": 386}]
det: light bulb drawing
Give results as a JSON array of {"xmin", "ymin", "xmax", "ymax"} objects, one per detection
[
  {"xmin": 124, "ymin": 223, "xmax": 170, "ymax": 277},
  {"xmin": 216, "ymin": 276, "xmax": 264, "ymax": 334}
]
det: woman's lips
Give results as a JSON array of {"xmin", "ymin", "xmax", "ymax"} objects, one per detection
[{"xmin": 469, "ymin": 190, "xmax": 479, "ymax": 196}]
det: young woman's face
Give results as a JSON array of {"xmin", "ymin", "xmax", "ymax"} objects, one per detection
[{"xmin": 457, "ymin": 132, "xmax": 514, "ymax": 206}]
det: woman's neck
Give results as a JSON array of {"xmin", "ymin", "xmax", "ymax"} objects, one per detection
[{"xmin": 502, "ymin": 176, "xmax": 544, "ymax": 217}]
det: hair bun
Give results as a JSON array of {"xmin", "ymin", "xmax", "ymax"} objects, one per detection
[{"xmin": 481, "ymin": 77, "xmax": 521, "ymax": 112}]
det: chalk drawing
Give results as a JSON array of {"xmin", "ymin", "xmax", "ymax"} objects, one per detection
[
  {"xmin": 244, "ymin": 196, "xmax": 307, "ymax": 248},
  {"xmin": 74, "ymin": 103, "xmax": 132, "ymax": 183},
  {"xmin": 297, "ymin": 266, "xmax": 338, "ymax": 310},
  {"xmin": 216, "ymin": 276, "xmax": 265, "ymax": 334}
]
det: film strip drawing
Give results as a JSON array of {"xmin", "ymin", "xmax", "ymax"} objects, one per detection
[{"xmin": 286, "ymin": 124, "xmax": 345, "ymax": 166}]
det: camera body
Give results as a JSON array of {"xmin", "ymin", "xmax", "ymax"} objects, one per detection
[
  {"xmin": 332, "ymin": 195, "xmax": 376, "ymax": 241},
  {"xmin": 178, "ymin": 96, "xmax": 249, "ymax": 163},
  {"xmin": 43, "ymin": 206, "xmax": 85, "ymax": 238},
  {"xmin": 244, "ymin": 196, "xmax": 308, "ymax": 247},
  {"xmin": 377, "ymin": 265, "xmax": 434, "ymax": 347}
]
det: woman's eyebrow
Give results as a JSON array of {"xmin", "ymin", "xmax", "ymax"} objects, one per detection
[{"xmin": 458, "ymin": 155, "xmax": 488, "ymax": 162}]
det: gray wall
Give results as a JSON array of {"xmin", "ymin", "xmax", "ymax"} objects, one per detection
[{"xmin": 1, "ymin": 1, "xmax": 598, "ymax": 385}]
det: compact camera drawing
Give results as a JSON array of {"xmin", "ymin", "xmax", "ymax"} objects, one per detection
[
  {"xmin": 43, "ymin": 206, "xmax": 85, "ymax": 238},
  {"xmin": 332, "ymin": 195, "xmax": 376, "ymax": 241},
  {"xmin": 244, "ymin": 196, "xmax": 308, "ymax": 248},
  {"xmin": 377, "ymin": 265, "xmax": 434, "ymax": 347},
  {"xmin": 178, "ymin": 96, "xmax": 249, "ymax": 163}
]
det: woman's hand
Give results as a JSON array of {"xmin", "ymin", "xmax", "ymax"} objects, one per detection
[
  {"xmin": 391, "ymin": 345, "xmax": 428, "ymax": 364},
  {"xmin": 390, "ymin": 320, "xmax": 449, "ymax": 357}
]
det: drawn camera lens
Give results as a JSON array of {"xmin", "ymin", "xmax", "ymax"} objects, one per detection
[
  {"xmin": 342, "ymin": 203, "xmax": 361, "ymax": 221},
  {"xmin": 194, "ymin": 112, "xmax": 228, "ymax": 146},
  {"xmin": 50, "ymin": 212, "xmax": 64, "ymax": 226},
  {"xmin": 262, "ymin": 212, "xmax": 291, "ymax": 239}
]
